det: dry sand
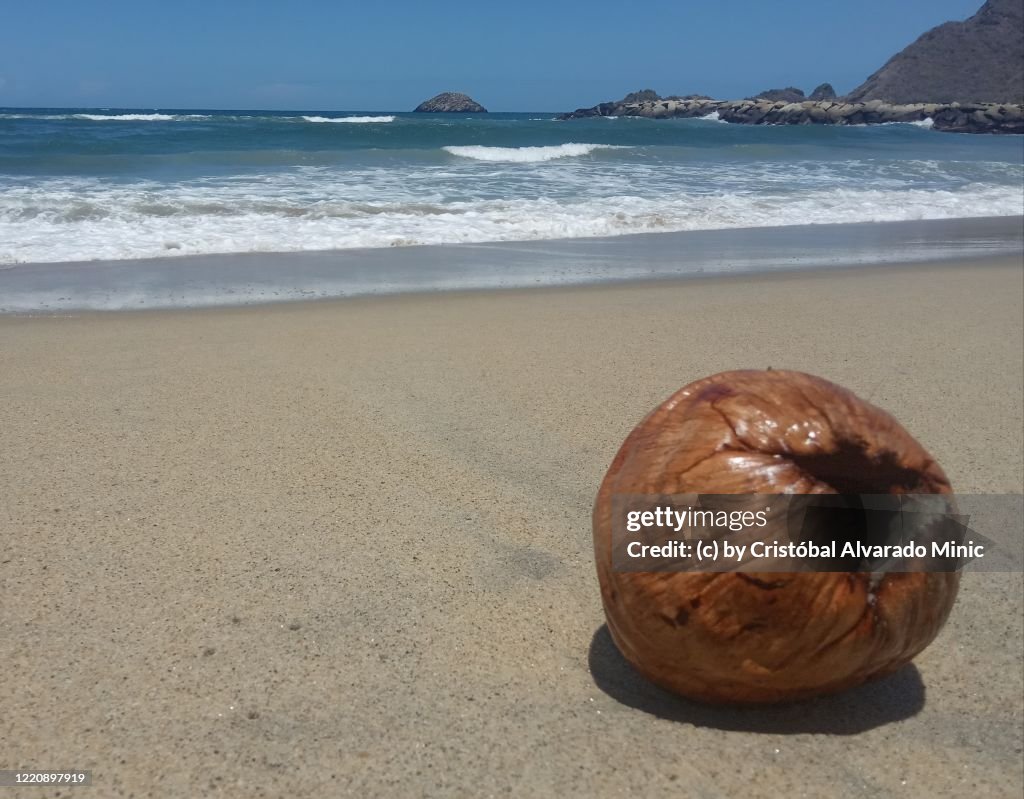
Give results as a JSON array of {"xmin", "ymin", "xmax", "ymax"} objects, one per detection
[{"xmin": 1, "ymin": 257, "xmax": 1022, "ymax": 798}]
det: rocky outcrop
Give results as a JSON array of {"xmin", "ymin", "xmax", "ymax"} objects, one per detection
[
  {"xmin": 750, "ymin": 85, "xmax": 837, "ymax": 102},
  {"xmin": 753, "ymin": 87, "xmax": 806, "ymax": 103},
  {"xmin": 560, "ymin": 1, "xmax": 1024, "ymax": 127},
  {"xmin": 809, "ymin": 83, "xmax": 837, "ymax": 101},
  {"xmin": 557, "ymin": 96, "xmax": 1024, "ymax": 134},
  {"xmin": 846, "ymin": 0, "xmax": 1024, "ymax": 104},
  {"xmin": 413, "ymin": 92, "xmax": 487, "ymax": 113},
  {"xmin": 619, "ymin": 89, "xmax": 661, "ymax": 104}
]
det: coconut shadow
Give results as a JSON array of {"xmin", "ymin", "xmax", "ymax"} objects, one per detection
[{"xmin": 588, "ymin": 624, "xmax": 925, "ymax": 734}]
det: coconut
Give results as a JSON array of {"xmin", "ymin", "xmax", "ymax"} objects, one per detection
[{"xmin": 592, "ymin": 370, "xmax": 959, "ymax": 704}]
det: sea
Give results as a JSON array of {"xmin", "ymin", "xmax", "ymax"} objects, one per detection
[{"xmin": 1, "ymin": 107, "xmax": 1022, "ymax": 310}]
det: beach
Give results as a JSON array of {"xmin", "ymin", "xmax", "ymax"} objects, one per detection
[{"xmin": 1, "ymin": 255, "xmax": 1022, "ymax": 797}]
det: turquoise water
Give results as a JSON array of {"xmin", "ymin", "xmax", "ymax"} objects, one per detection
[{"xmin": 1, "ymin": 108, "xmax": 1022, "ymax": 264}]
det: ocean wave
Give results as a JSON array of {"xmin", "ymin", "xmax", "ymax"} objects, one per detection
[
  {"xmin": 850, "ymin": 118, "xmax": 938, "ymax": 130},
  {"xmin": 443, "ymin": 143, "xmax": 626, "ymax": 162},
  {"xmin": 73, "ymin": 113, "xmax": 210, "ymax": 121},
  {"xmin": 1, "ymin": 112, "xmax": 212, "ymax": 121},
  {"xmin": 699, "ymin": 111, "xmax": 727, "ymax": 123},
  {"xmin": 302, "ymin": 115, "xmax": 396, "ymax": 123},
  {"xmin": 1, "ymin": 176, "xmax": 1020, "ymax": 264}
]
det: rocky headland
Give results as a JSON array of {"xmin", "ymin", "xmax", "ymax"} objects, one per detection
[
  {"xmin": 846, "ymin": 0, "xmax": 1023, "ymax": 104},
  {"xmin": 413, "ymin": 92, "xmax": 487, "ymax": 113},
  {"xmin": 558, "ymin": 1, "xmax": 1023, "ymax": 134},
  {"xmin": 557, "ymin": 94, "xmax": 1024, "ymax": 134}
]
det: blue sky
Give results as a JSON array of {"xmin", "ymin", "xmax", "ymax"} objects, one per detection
[{"xmin": 0, "ymin": 0, "xmax": 986, "ymax": 110}]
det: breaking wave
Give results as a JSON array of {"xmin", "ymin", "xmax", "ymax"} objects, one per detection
[
  {"xmin": 443, "ymin": 143, "xmax": 625, "ymax": 162},
  {"xmin": 2, "ymin": 177, "xmax": 1020, "ymax": 264},
  {"xmin": 0, "ymin": 112, "xmax": 212, "ymax": 121},
  {"xmin": 302, "ymin": 115, "xmax": 396, "ymax": 123},
  {"xmin": 73, "ymin": 113, "xmax": 209, "ymax": 121}
]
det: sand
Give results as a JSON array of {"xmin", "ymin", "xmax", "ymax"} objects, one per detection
[
  {"xmin": 2, "ymin": 217, "xmax": 1022, "ymax": 313},
  {"xmin": 1, "ymin": 257, "xmax": 1022, "ymax": 798}
]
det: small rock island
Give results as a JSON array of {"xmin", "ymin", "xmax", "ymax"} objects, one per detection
[{"xmin": 413, "ymin": 92, "xmax": 488, "ymax": 113}]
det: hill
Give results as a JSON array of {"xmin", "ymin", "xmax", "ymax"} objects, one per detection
[{"xmin": 846, "ymin": 0, "xmax": 1024, "ymax": 103}]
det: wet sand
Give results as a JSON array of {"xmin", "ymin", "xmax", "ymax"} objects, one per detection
[
  {"xmin": 1, "ymin": 216, "xmax": 1021, "ymax": 313},
  {"xmin": 1, "ymin": 257, "xmax": 1022, "ymax": 797}
]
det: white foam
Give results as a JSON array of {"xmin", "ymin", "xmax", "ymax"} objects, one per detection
[
  {"xmin": 853, "ymin": 118, "xmax": 938, "ymax": 129},
  {"xmin": 1, "ymin": 113, "xmax": 214, "ymax": 121},
  {"xmin": 443, "ymin": 143, "xmax": 624, "ymax": 162},
  {"xmin": 302, "ymin": 115, "xmax": 396, "ymax": 123},
  {"xmin": 73, "ymin": 113, "xmax": 181, "ymax": 121},
  {"xmin": 699, "ymin": 111, "xmax": 726, "ymax": 123},
  {"xmin": 1, "ymin": 168, "xmax": 1020, "ymax": 265}
]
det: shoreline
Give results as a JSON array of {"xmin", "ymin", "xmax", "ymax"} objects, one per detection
[
  {"xmin": 2, "ymin": 258, "xmax": 1021, "ymax": 796},
  {"xmin": 2, "ymin": 216, "xmax": 1021, "ymax": 314},
  {"xmin": 14, "ymin": 252, "xmax": 1024, "ymax": 323}
]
